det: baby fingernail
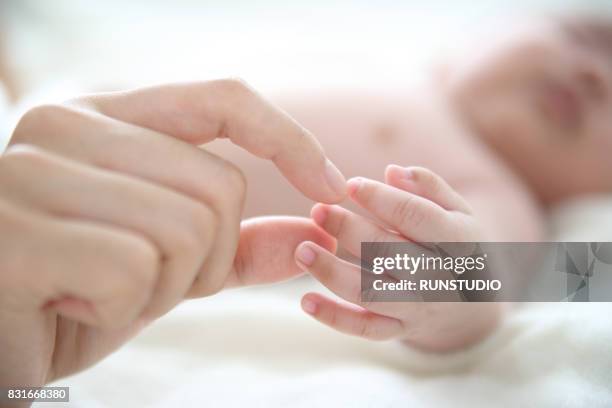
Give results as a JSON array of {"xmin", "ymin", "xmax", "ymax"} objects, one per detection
[
  {"xmin": 388, "ymin": 165, "xmax": 415, "ymax": 190},
  {"xmin": 311, "ymin": 205, "xmax": 328, "ymax": 226},
  {"xmin": 325, "ymin": 159, "xmax": 347, "ymax": 197},
  {"xmin": 296, "ymin": 243, "xmax": 317, "ymax": 266},
  {"xmin": 302, "ymin": 298, "xmax": 318, "ymax": 314},
  {"xmin": 389, "ymin": 164, "xmax": 412, "ymax": 180}
]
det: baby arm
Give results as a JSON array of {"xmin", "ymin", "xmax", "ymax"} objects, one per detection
[{"xmin": 294, "ymin": 165, "xmax": 512, "ymax": 352}]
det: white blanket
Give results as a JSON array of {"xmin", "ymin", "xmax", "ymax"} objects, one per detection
[{"xmin": 41, "ymin": 198, "xmax": 612, "ymax": 407}]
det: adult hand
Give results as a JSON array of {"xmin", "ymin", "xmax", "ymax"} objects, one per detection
[{"xmin": 0, "ymin": 79, "xmax": 345, "ymax": 387}]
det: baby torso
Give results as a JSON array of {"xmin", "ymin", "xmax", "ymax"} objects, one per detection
[{"xmin": 204, "ymin": 86, "xmax": 544, "ymax": 241}]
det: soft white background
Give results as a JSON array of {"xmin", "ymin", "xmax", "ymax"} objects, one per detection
[
  {"xmin": 2, "ymin": 0, "xmax": 612, "ymax": 144},
  {"xmin": 3, "ymin": 0, "xmax": 612, "ymax": 96}
]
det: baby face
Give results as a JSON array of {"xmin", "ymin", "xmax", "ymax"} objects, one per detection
[{"xmin": 447, "ymin": 17, "xmax": 612, "ymax": 204}]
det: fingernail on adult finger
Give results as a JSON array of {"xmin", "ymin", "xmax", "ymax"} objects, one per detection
[{"xmin": 325, "ymin": 159, "xmax": 347, "ymax": 197}]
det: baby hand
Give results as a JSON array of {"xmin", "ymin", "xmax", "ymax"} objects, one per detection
[{"xmin": 294, "ymin": 165, "xmax": 499, "ymax": 352}]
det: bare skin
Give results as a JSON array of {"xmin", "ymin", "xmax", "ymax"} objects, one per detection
[
  {"xmin": 0, "ymin": 80, "xmax": 346, "ymax": 390},
  {"xmin": 205, "ymin": 17, "xmax": 612, "ymax": 351},
  {"xmin": 2, "ymin": 16, "xmax": 610, "ymax": 394},
  {"xmin": 208, "ymin": 88, "xmax": 540, "ymax": 229},
  {"xmin": 205, "ymin": 85, "xmax": 544, "ymax": 352}
]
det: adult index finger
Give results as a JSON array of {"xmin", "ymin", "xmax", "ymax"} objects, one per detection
[{"xmin": 76, "ymin": 79, "xmax": 347, "ymax": 203}]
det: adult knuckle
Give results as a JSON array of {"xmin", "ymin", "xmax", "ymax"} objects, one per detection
[
  {"xmin": 221, "ymin": 162, "xmax": 247, "ymax": 202},
  {"xmin": 187, "ymin": 204, "xmax": 217, "ymax": 254},
  {"xmin": 121, "ymin": 235, "xmax": 160, "ymax": 290},
  {"xmin": 215, "ymin": 77, "xmax": 254, "ymax": 100},
  {"xmin": 14, "ymin": 104, "xmax": 60, "ymax": 129},
  {"xmin": 171, "ymin": 227, "xmax": 204, "ymax": 264},
  {"xmin": 0, "ymin": 147, "xmax": 60, "ymax": 204},
  {"xmin": 0, "ymin": 144, "xmax": 51, "ymax": 173},
  {"xmin": 169, "ymin": 204, "xmax": 217, "ymax": 272},
  {"xmin": 200, "ymin": 160, "xmax": 246, "ymax": 215},
  {"xmin": 10, "ymin": 104, "xmax": 71, "ymax": 145}
]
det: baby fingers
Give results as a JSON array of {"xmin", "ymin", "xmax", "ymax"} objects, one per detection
[
  {"xmin": 385, "ymin": 165, "xmax": 472, "ymax": 213},
  {"xmin": 311, "ymin": 203, "xmax": 404, "ymax": 259},
  {"xmin": 346, "ymin": 177, "xmax": 453, "ymax": 242},
  {"xmin": 294, "ymin": 241, "xmax": 403, "ymax": 318},
  {"xmin": 301, "ymin": 292, "xmax": 404, "ymax": 341}
]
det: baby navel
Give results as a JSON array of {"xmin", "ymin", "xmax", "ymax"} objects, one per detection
[{"xmin": 371, "ymin": 123, "xmax": 399, "ymax": 147}]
